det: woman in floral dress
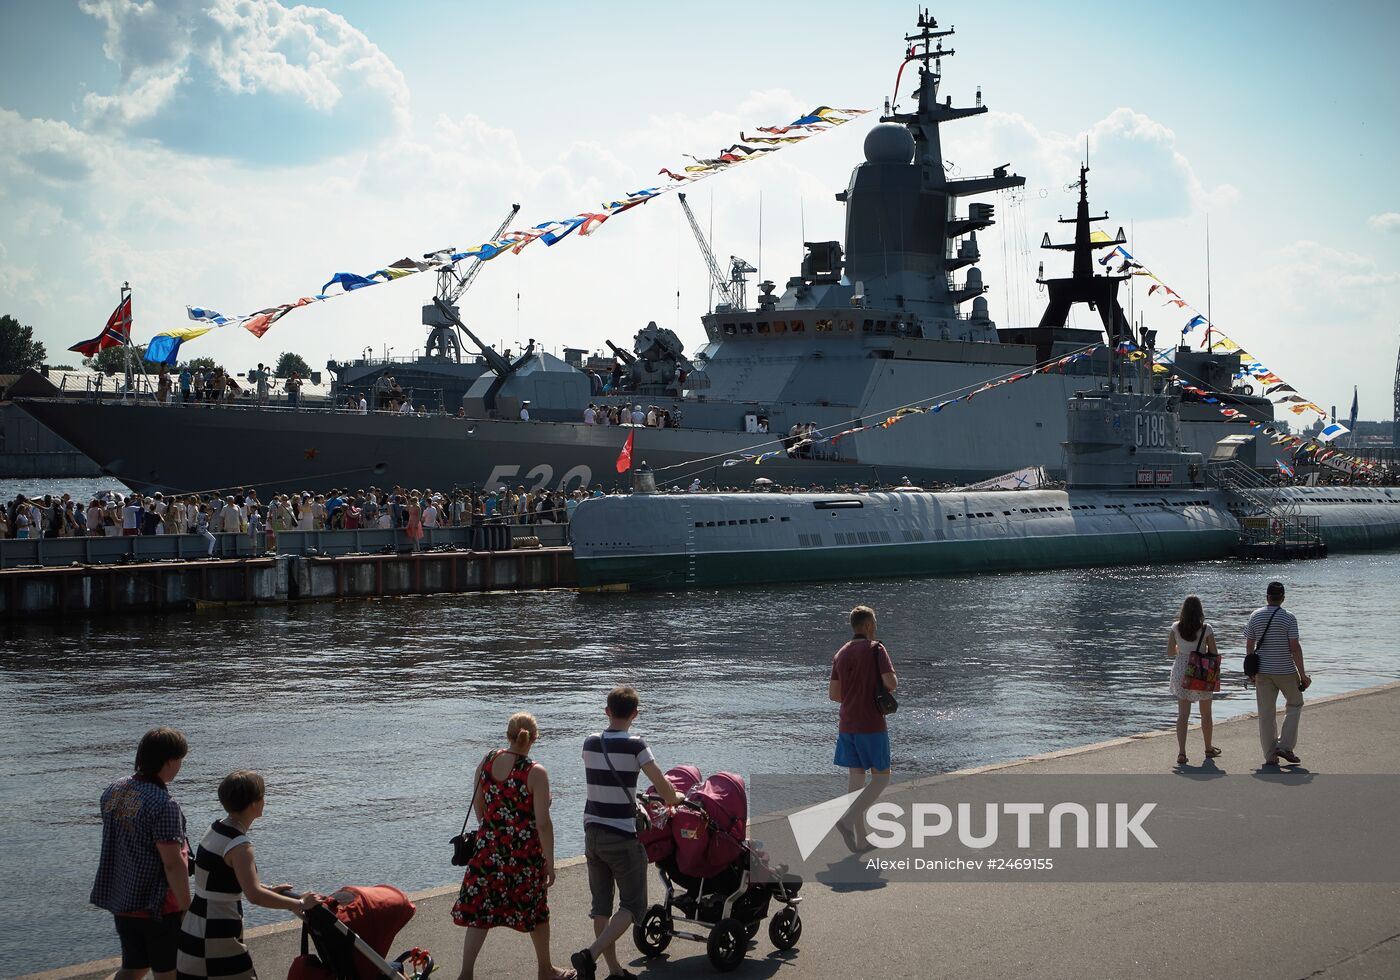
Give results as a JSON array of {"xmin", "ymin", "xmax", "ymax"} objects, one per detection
[{"xmin": 452, "ymin": 713, "xmax": 572, "ymax": 980}]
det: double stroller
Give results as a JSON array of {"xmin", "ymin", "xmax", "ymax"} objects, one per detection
[
  {"xmin": 633, "ymin": 766, "xmax": 803, "ymax": 972},
  {"xmin": 288, "ymin": 885, "xmax": 435, "ymax": 980}
]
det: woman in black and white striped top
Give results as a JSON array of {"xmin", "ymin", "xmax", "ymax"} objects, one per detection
[{"xmin": 177, "ymin": 771, "xmax": 322, "ymax": 980}]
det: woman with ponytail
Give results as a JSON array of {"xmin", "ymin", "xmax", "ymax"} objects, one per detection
[{"xmin": 451, "ymin": 713, "xmax": 573, "ymax": 980}]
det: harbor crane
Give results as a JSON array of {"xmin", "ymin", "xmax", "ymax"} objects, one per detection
[
  {"xmin": 677, "ymin": 192, "xmax": 755, "ymax": 313},
  {"xmin": 422, "ymin": 203, "xmax": 521, "ymax": 362}
]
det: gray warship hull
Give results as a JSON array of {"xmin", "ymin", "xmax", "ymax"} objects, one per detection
[{"xmin": 13, "ymin": 374, "xmax": 1264, "ymax": 498}]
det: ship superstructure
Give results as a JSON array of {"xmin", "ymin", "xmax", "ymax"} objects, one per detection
[{"xmin": 14, "ymin": 12, "xmax": 1277, "ymax": 498}]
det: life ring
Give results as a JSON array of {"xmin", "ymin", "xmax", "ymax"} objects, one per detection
[{"xmin": 1238, "ymin": 383, "xmax": 1255, "ymax": 396}]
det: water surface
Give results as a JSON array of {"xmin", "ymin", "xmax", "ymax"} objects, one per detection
[{"xmin": 2, "ymin": 541, "xmax": 1397, "ymax": 973}]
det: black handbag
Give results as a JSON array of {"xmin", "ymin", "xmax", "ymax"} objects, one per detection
[
  {"xmin": 872, "ymin": 641, "xmax": 898, "ymax": 715},
  {"xmin": 449, "ymin": 752, "xmax": 492, "ymax": 866},
  {"xmin": 1243, "ymin": 608, "xmax": 1280, "ymax": 679}
]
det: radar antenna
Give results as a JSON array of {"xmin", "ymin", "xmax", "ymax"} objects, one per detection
[
  {"xmin": 422, "ymin": 203, "xmax": 521, "ymax": 362},
  {"xmin": 677, "ymin": 192, "xmax": 753, "ymax": 312}
]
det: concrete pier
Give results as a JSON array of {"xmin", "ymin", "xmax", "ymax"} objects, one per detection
[
  {"xmin": 25, "ymin": 681, "xmax": 1400, "ymax": 980},
  {"xmin": 0, "ymin": 547, "xmax": 575, "ymax": 618}
]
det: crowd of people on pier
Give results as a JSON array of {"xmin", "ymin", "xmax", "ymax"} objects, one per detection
[
  {"xmin": 86, "ymin": 584, "xmax": 1318, "ymax": 979},
  {"xmin": 0, "ymin": 484, "xmax": 604, "ymax": 546},
  {"xmin": 88, "ymin": 606, "xmax": 900, "ymax": 980}
]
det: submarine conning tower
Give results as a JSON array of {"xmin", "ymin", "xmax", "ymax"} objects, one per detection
[
  {"xmin": 836, "ymin": 12, "xmax": 1025, "ymax": 342},
  {"xmin": 1064, "ymin": 387, "xmax": 1206, "ymax": 490}
]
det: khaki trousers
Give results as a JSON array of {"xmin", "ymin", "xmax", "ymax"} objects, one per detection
[{"xmin": 1255, "ymin": 673, "xmax": 1303, "ymax": 759}]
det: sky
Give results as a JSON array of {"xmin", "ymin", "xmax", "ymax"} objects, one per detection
[{"xmin": 1, "ymin": 0, "xmax": 1397, "ymax": 419}]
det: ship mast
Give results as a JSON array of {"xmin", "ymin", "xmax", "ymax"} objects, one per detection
[
  {"xmin": 844, "ymin": 9, "xmax": 1023, "ymax": 340},
  {"xmin": 1034, "ymin": 164, "xmax": 1132, "ymax": 347}
]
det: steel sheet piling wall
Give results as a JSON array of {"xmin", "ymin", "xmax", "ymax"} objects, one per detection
[{"xmin": 0, "ymin": 548, "xmax": 575, "ymax": 619}]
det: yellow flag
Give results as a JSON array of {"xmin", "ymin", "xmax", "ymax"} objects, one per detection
[{"xmin": 156, "ymin": 326, "xmax": 213, "ymax": 341}]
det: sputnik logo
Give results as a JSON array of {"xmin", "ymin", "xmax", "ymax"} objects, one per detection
[{"xmin": 786, "ymin": 790, "xmax": 863, "ymax": 860}]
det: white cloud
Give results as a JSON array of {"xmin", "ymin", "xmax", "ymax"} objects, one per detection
[
  {"xmin": 1368, "ymin": 211, "xmax": 1400, "ymax": 233},
  {"xmin": 957, "ymin": 106, "xmax": 1237, "ymax": 222},
  {"xmin": 77, "ymin": 0, "xmax": 409, "ymax": 160}
]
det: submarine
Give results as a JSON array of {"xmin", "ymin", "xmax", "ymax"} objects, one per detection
[{"xmin": 569, "ymin": 353, "xmax": 1400, "ymax": 591}]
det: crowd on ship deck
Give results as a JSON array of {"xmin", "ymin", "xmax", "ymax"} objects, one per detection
[{"xmin": 0, "ymin": 485, "xmax": 606, "ymax": 544}]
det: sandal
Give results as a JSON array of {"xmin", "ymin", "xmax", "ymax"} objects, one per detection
[
  {"xmin": 1205, "ymin": 747, "xmax": 1222, "ymax": 758},
  {"xmin": 1176, "ymin": 753, "xmax": 1188, "ymax": 765}
]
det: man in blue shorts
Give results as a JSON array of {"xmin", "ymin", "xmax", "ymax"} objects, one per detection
[{"xmin": 829, "ymin": 605, "xmax": 898, "ymax": 851}]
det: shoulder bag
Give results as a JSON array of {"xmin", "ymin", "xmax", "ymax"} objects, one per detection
[
  {"xmin": 1243, "ymin": 608, "xmax": 1280, "ymax": 679},
  {"xmin": 872, "ymin": 641, "xmax": 898, "ymax": 716},
  {"xmin": 598, "ymin": 733, "xmax": 650, "ymax": 834},
  {"xmin": 1181, "ymin": 623, "xmax": 1221, "ymax": 692},
  {"xmin": 449, "ymin": 751, "xmax": 494, "ymax": 866}
]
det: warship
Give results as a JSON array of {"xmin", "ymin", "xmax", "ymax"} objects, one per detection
[
  {"xmin": 570, "ymin": 368, "xmax": 1400, "ymax": 591},
  {"xmin": 14, "ymin": 13, "xmax": 1279, "ymax": 498}
]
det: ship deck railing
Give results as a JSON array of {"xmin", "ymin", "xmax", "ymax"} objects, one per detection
[{"xmin": 0, "ymin": 523, "xmax": 569, "ymax": 570}]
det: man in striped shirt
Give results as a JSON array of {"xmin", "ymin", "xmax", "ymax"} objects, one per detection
[
  {"xmin": 1245, "ymin": 581, "xmax": 1311, "ymax": 766},
  {"xmin": 572, "ymin": 687, "xmax": 682, "ymax": 980}
]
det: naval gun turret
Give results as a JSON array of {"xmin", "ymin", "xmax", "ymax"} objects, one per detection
[{"xmin": 610, "ymin": 322, "xmax": 694, "ymax": 391}]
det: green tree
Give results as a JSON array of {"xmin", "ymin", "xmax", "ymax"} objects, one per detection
[
  {"xmin": 0, "ymin": 314, "xmax": 48, "ymax": 374},
  {"xmin": 274, "ymin": 351, "xmax": 311, "ymax": 378},
  {"xmin": 181, "ymin": 356, "xmax": 218, "ymax": 372},
  {"xmin": 84, "ymin": 344, "xmax": 156, "ymax": 375}
]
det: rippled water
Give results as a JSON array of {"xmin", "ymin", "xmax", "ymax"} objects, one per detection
[{"xmin": 2, "ymin": 549, "xmax": 1399, "ymax": 973}]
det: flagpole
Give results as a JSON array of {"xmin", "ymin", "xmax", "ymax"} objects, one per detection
[
  {"xmin": 1204, "ymin": 216, "xmax": 1212, "ymax": 355},
  {"xmin": 120, "ymin": 281, "xmax": 133, "ymax": 398}
]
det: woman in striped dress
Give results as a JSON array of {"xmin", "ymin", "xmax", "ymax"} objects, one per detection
[{"xmin": 177, "ymin": 771, "xmax": 322, "ymax": 980}]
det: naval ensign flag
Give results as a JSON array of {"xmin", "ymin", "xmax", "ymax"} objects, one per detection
[{"xmin": 615, "ymin": 431, "xmax": 635, "ymax": 473}]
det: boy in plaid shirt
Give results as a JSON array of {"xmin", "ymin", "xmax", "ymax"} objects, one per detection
[{"xmin": 91, "ymin": 728, "xmax": 191, "ymax": 980}]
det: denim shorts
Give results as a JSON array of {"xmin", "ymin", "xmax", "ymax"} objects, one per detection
[
  {"xmin": 114, "ymin": 912, "xmax": 183, "ymax": 973},
  {"xmin": 834, "ymin": 731, "xmax": 891, "ymax": 772},
  {"xmin": 584, "ymin": 824, "xmax": 648, "ymax": 920}
]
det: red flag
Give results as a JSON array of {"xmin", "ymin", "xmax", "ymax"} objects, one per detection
[
  {"xmin": 615, "ymin": 431, "xmax": 634, "ymax": 473},
  {"xmin": 69, "ymin": 295, "xmax": 132, "ymax": 356}
]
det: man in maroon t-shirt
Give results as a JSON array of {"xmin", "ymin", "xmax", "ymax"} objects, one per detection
[{"xmin": 828, "ymin": 604, "xmax": 897, "ymax": 851}]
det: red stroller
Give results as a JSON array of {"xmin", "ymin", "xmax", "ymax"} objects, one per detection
[
  {"xmin": 288, "ymin": 885, "xmax": 434, "ymax": 980},
  {"xmin": 634, "ymin": 767, "xmax": 803, "ymax": 972}
]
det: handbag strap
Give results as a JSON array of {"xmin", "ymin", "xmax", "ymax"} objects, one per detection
[
  {"xmin": 870, "ymin": 640, "xmax": 889, "ymax": 693},
  {"xmin": 597, "ymin": 733, "xmax": 637, "ymax": 813},
  {"xmin": 1255, "ymin": 607, "xmax": 1281, "ymax": 649},
  {"xmin": 1191, "ymin": 623, "xmax": 1209, "ymax": 655},
  {"xmin": 459, "ymin": 750, "xmax": 493, "ymax": 836}
]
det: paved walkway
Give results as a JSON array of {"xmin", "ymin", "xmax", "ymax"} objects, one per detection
[{"xmin": 31, "ymin": 682, "xmax": 1400, "ymax": 980}]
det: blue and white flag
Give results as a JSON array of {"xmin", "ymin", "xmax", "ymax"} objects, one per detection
[
  {"xmin": 1184, "ymin": 315, "xmax": 1207, "ymax": 334},
  {"xmin": 1316, "ymin": 422, "xmax": 1350, "ymax": 443},
  {"xmin": 187, "ymin": 306, "xmax": 235, "ymax": 326},
  {"xmin": 1276, "ymin": 459, "xmax": 1296, "ymax": 478}
]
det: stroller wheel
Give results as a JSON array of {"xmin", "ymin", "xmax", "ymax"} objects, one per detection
[
  {"xmin": 743, "ymin": 920, "xmax": 761, "ymax": 941},
  {"xmin": 768, "ymin": 906, "xmax": 802, "ymax": 951},
  {"xmin": 706, "ymin": 918, "xmax": 746, "ymax": 972},
  {"xmin": 634, "ymin": 904, "xmax": 672, "ymax": 957}
]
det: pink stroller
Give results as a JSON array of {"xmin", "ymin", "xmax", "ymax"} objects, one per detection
[{"xmin": 634, "ymin": 767, "xmax": 803, "ymax": 972}]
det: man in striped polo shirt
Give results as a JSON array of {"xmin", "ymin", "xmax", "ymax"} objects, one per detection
[
  {"xmin": 1245, "ymin": 581, "xmax": 1311, "ymax": 766},
  {"xmin": 572, "ymin": 687, "xmax": 683, "ymax": 980}
]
